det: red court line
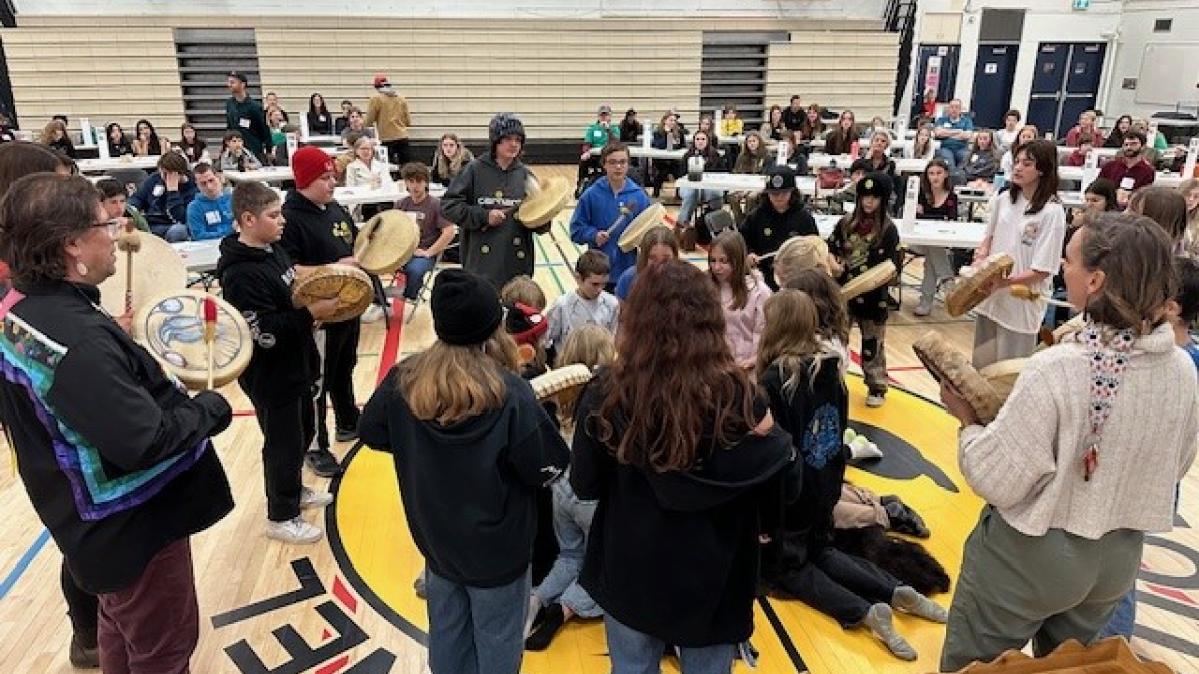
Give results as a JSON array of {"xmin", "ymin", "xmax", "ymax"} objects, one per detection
[{"xmin": 376, "ymin": 298, "xmax": 406, "ymax": 385}]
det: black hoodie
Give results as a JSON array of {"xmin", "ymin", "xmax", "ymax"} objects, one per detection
[
  {"xmin": 570, "ymin": 371, "xmax": 795, "ymax": 646},
  {"xmin": 279, "ymin": 189, "xmax": 356, "ymax": 266},
  {"xmin": 216, "ymin": 235, "xmax": 318, "ymax": 406}
]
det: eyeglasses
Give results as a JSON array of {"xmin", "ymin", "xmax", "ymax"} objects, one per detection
[
  {"xmin": 91, "ymin": 219, "xmax": 121, "ymax": 238},
  {"xmin": 604, "ymin": 159, "xmax": 629, "ymax": 167}
]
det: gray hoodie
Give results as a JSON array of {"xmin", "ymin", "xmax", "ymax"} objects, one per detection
[{"xmin": 442, "ymin": 153, "xmax": 536, "ymax": 288}]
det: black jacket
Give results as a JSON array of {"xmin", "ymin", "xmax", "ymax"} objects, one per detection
[
  {"xmin": 571, "ymin": 371, "xmax": 794, "ymax": 646},
  {"xmin": 216, "ymin": 236, "xmax": 318, "ymax": 406},
  {"xmin": 279, "ymin": 190, "xmax": 356, "ymax": 266},
  {"xmin": 782, "ymin": 107, "xmax": 805, "ymax": 132},
  {"xmin": 225, "ymin": 95, "xmax": 273, "ymax": 155},
  {"xmin": 307, "ymin": 111, "xmax": 334, "ymax": 136},
  {"xmin": 741, "ymin": 199, "xmax": 818, "ymax": 290},
  {"xmin": 359, "ymin": 366, "xmax": 569, "ymax": 587},
  {"xmin": 828, "ymin": 218, "xmax": 901, "ymax": 322},
  {"xmin": 0, "ymin": 281, "xmax": 232, "ymax": 593}
]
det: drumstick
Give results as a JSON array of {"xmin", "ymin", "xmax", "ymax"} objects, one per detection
[
  {"xmin": 202, "ymin": 296, "xmax": 218, "ymax": 390},
  {"xmin": 1010, "ymin": 284, "xmax": 1072, "ymax": 308},
  {"xmin": 115, "ymin": 222, "xmax": 141, "ymax": 314}
]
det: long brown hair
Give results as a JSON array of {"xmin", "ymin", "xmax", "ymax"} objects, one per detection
[
  {"xmin": 596, "ymin": 260, "xmax": 757, "ymax": 471},
  {"xmin": 1128, "ymin": 185, "xmax": 1188, "ymax": 245},
  {"xmin": 397, "ymin": 326, "xmax": 520, "ymax": 425},
  {"xmin": 709, "ymin": 230, "xmax": 752, "ymax": 310},
  {"xmin": 783, "ymin": 267, "xmax": 851, "ymax": 345},
  {"xmin": 756, "ymin": 290, "xmax": 824, "ymax": 394},
  {"xmin": 733, "ymin": 131, "xmax": 768, "ymax": 173},
  {"xmin": 1078, "ymin": 212, "xmax": 1175, "ymax": 335},
  {"xmin": 634, "ymin": 226, "xmax": 678, "ymax": 273},
  {"xmin": 0, "ymin": 141, "xmax": 64, "ymax": 198},
  {"xmin": 801, "ymin": 103, "xmax": 825, "ymax": 140},
  {"xmin": 1009, "ymin": 139, "xmax": 1059, "ymax": 215}
]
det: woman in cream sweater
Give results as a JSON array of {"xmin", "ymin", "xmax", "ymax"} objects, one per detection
[{"xmin": 938, "ymin": 211, "xmax": 1198, "ymax": 672}]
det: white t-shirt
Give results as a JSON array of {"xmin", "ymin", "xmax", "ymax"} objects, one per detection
[
  {"xmin": 974, "ymin": 191, "xmax": 1066, "ymax": 334},
  {"xmin": 996, "ymin": 128, "xmax": 1019, "ymax": 153}
]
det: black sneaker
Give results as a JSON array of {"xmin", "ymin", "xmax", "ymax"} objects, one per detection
[
  {"xmin": 524, "ymin": 602, "xmax": 565, "ymax": 651},
  {"xmin": 305, "ymin": 449, "xmax": 343, "ymax": 477},
  {"xmin": 334, "ymin": 427, "xmax": 359, "ymax": 443},
  {"xmin": 69, "ymin": 632, "xmax": 99, "ymax": 669}
]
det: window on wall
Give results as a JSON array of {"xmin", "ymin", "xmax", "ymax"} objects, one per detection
[
  {"xmin": 979, "ymin": 9, "xmax": 1025, "ymax": 43},
  {"xmin": 1154, "ymin": 19, "xmax": 1172, "ymax": 33}
]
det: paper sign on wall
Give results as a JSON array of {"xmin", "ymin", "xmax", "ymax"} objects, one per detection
[
  {"xmin": 937, "ymin": 46, "xmax": 948, "ymax": 56},
  {"xmin": 985, "ymin": 63, "xmax": 998, "ymax": 75}
]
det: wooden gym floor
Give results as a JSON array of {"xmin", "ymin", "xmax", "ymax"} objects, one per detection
[{"xmin": 1, "ymin": 166, "xmax": 1197, "ymax": 674}]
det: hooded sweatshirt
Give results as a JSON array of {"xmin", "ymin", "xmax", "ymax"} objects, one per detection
[
  {"xmin": 279, "ymin": 189, "xmax": 356, "ymax": 266},
  {"xmin": 364, "ymin": 88, "xmax": 411, "ymax": 142},
  {"xmin": 216, "ymin": 236, "xmax": 318, "ymax": 406},
  {"xmin": 569, "ymin": 175, "xmax": 651, "ymax": 281},
  {"xmin": 741, "ymin": 198, "xmax": 818, "ymax": 289},
  {"xmin": 358, "ymin": 366, "xmax": 570, "ymax": 587},
  {"xmin": 441, "ymin": 153, "xmax": 536, "ymax": 288},
  {"xmin": 128, "ymin": 172, "xmax": 198, "ymax": 228},
  {"xmin": 570, "ymin": 371, "xmax": 794, "ymax": 646}
]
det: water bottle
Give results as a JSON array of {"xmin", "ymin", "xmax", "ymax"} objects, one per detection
[{"xmin": 993, "ymin": 171, "xmax": 1006, "ymax": 192}]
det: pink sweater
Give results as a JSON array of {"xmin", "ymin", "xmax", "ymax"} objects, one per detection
[{"xmin": 719, "ymin": 272, "xmax": 773, "ymax": 367}]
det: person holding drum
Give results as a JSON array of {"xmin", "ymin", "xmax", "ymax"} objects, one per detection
[
  {"xmin": 741, "ymin": 165, "xmax": 818, "ymax": 291},
  {"xmin": 0, "ymin": 173, "xmax": 234, "ymax": 672},
  {"xmin": 280, "ymin": 146, "xmax": 363, "ymax": 477},
  {"xmin": 569, "ymin": 142, "xmax": 651, "ymax": 287},
  {"xmin": 442, "ymin": 113, "xmax": 544, "ymax": 289}
]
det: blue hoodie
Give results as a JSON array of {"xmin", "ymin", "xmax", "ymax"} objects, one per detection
[
  {"xmin": 186, "ymin": 190, "xmax": 234, "ymax": 241},
  {"xmin": 128, "ymin": 172, "xmax": 197, "ymax": 228},
  {"xmin": 569, "ymin": 176, "xmax": 651, "ymax": 281}
]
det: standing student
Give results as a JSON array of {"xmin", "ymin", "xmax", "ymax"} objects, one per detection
[
  {"xmin": 934, "ymin": 99, "xmax": 974, "ymax": 169},
  {"xmin": 279, "ymin": 146, "xmax": 361, "ymax": 477},
  {"xmin": 709, "ymin": 231, "xmax": 773, "ymax": 369},
  {"xmin": 544, "ymin": 250, "xmax": 620, "ymax": 355},
  {"xmin": 395, "ymin": 161, "xmax": 455, "ymax": 301},
  {"xmin": 218, "ymin": 182, "xmax": 342, "ymax": 544},
  {"xmin": 742, "ymin": 165, "xmax": 818, "ymax": 290},
  {"xmin": 938, "ymin": 213, "xmax": 1197, "ymax": 672},
  {"xmin": 225, "ymin": 70, "xmax": 273, "ymax": 162},
  {"xmin": 364, "ymin": 73, "xmax": 412, "ymax": 165},
  {"xmin": 186, "ymin": 163, "xmax": 234, "ymax": 241},
  {"xmin": 443, "ymin": 113, "xmax": 541, "ymax": 289},
  {"xmin": 359, "ymin": 269, "xmax": 570, "ymax": 674},
  {"xmin": 569, "ymin": 142, "xmax": 651, "ymax": 284},
  {"xmin": 307, "ymin": 93, "xmax": 334, "ymax": 135},
  {"xmin": 913, "ymin": 158, "xmax": 960, "ymax": 316},
  {"xmin": 571, "ymin": 260, "xmax": 792, "ymax": 674},
  {"xmin": 827, "ymin": 173, "xmax": 900, "ymax": 407},
  {"xmin": 0, "ymin": 173, "xmax": 234, "ymax": 674},
  {"xmin": 971, "ymin": 139, "xmax": 1067, "ymax": 368},
  {"xmin": 614, "ymin": 225, "xmax": 678, "ymax": 301}
]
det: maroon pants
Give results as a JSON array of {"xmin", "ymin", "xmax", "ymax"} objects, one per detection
[{"xmin": 98, "ymin": 537, "xmax": 198, "ymax": 674}]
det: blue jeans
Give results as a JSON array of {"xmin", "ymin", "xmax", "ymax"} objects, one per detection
[
  {"xmin": 604, "ymin": 614, "xmax": 735, "ymax": 674},
  {"xmin": 151, "ymin": 223, "xmax": 189, "ymax": 242},
  {"xmin": 677, "ymin": 187, "xmax": 723, "ymax": 226},
  {"xmin": 426, "ymin": 568, "xmax": 530, "ymax": 674},
  {"xmin": 533, "ymin": 477, "xmax": 600, "ymax": 617},
  {"xmin": 938, "ymin": 144, "xmax": 970, "ymax": 170},
  {"xmin": 401, "ymin": 254, "xmax": 436, "ymax": 300},
  {"xmin": 1097, "ymin": 589, "xmax": 1136, "ymax": 639}
]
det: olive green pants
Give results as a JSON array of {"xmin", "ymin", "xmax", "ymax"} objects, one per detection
[{"xmin": 939, "ymin": 506, "xmax": 1142, "ymax": 672}]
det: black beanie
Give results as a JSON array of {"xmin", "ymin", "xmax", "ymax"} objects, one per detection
[{"xmin": 431, "ymin": 269, "xmax": 503, "ymax": 345}]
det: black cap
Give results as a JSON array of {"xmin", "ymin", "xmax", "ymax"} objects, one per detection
[
  {"xmin": 431, "ymin": 269, "xmax": 504, "ymax": 346},
  {"xmin": 228, "ymin": 71, "xmax": 248, "ymax": 84},
  {"xmin": 764, "ymin": 164, "xmax": 797, "ymax": 192},
  {"xmin": 856, "ymin": 172, "xmax": 894, "ymax": 202}
]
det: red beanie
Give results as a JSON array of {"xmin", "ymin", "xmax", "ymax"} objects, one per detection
[{"xmin": 291, "ymin": 146, "xmax": 334, "ymax": 189}]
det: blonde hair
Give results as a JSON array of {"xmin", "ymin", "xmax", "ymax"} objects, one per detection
[
  {"xmin": 398, "ymin": 327, "xmax": 520, "ymax": 425},
  {"xmin": 500, "ymin": 274, "xmax": 546, "ymax": 311},
  {"xmin": 554, "ymin": 325, "xmax": 616, "ymax": 426},
  {"xmin": 772, "ymin": 235, "xmax": 830, "ymax": 288},
  {"xmin": 755, "ymin": 290, "xmax": 825, "ymax": 395}
]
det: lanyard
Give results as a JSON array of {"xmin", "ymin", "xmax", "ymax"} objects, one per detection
[{"xmin": 1073, "ymin": 323, "xmax": 1135, "ymax": 481}]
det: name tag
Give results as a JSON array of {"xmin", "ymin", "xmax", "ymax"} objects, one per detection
[
  {"xmin": 1120, "ymin": 177, "xmax": 1135, "ymax": 190},
  {"xmin": 204, "ymin": 210, "xmax": 222, "ymax": 225},
  {"xmin": 405, "ymin": 210, "xmax": 424, "ymax": 223},
  {"xmin": 319, "ymin": 115, "xmax": 326, "ymax": 122},
  {"xmin": 239, "ymin": 117, "xmax": 251, "ymax": 129},
  {"xmin": 152, "ymin": 185, "xmax": 165, "ymax": 197}
]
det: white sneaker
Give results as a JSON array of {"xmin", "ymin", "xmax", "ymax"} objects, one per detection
[
  {"xmin": 265, "ymin": 516, "xmax": 323, "ymax": 544},
  {"xmin": 913, "ymin": 302, "xmax": 932, "ymax": 317},
  {"xmin": 865, "ymin": 393, "xmax": 886, "ymax": 408},
  {"xmin": 361, "ymin": 304, "xmax": 384, "ymax": 323},
  {"xmin": 300, "ymin": 486, "xmax": 333, "ymax": 509}
]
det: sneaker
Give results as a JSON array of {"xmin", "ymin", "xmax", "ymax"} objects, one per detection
[
  {"xmin": 305, "ymin": 449, "xmax": 343, "ymax": 477},
  {"xmin": 69, "ymin": 633, "xmax": 99, "ymax": 669},
  {"xmin": 525, "ymin": 602, "xmax": 566, "ymax": 651},
  {"xmin": 334, "ymin": 427, "xmax": 359, "ymax": 443},
  {"xmin": 361, "ymin": 304, "xmax": 384, "ymax": 323},
  {"xmin": 865, "ymin": 393, "xmax": 886, "ymax": 408},
  {"xmin": 265, "ymin": 516, "xmax": 323, "ymax": 544},
  {"xmin": 913, "ymin": 302, "xmax": 932, "ymax": 317},
  {"xmin": 300, "ymin": 486, "xmax": 333, "ymax": 509}
]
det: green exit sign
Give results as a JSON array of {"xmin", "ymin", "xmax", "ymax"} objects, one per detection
[{"xmin": 1073, "ymin": 0, "xmax": 1090, "ymax": 9}]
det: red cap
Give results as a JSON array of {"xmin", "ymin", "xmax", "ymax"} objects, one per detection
[
  {"xmin": 291, "ymin": 146, "xmax": 335, "ymax": 189},
  {"xmin": 373, "ymin": 73, "xmax": 390, "ymax": 88}
]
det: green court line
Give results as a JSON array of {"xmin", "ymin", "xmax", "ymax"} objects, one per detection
[{"xmin": 533, "ymin": 233, "xmax": 567, "ymax": 294}]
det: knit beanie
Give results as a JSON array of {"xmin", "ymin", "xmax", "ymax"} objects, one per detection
[
  {"xmin": 431, "ymin": 269, "xmax": 503, "ymax": 346},
  {"xmin": 489, "ymin": 113, "xmax": 526, "ymax": 150},
  {"xmin": 291, "ymin": 146, "xmax": 334, "ymax": 190}
]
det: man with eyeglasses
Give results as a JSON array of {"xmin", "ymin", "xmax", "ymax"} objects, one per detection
[{"xmin": 569, "ymin": 142, "xmax": 652, "ymax": 287}]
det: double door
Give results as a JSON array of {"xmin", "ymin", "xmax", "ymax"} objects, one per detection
[{"xmin": 1027, "ymin": 42, "xmax": 1107, "ymax": 139}]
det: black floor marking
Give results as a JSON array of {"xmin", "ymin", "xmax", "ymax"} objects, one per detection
[
  {"xmin": 758, "ymin": 596, "xmax": 809, "ymax": 673},
  {"xmin": 848, "ymin": 421, "xmax": 959, "ymax": 492}
]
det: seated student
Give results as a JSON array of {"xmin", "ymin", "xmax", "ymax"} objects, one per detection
[
  {"xmin": 905, "ymin": 124, "xmax": 936, "ymax": 160},
  {"xmin": 1064, "ymin": 109, "xmax": 1104, "ymax": 148},
  {"xmin": 344, "ymin": 136, "xmax": 394, "ymax": 189},
  {"xmin": 334, "ymin": 99, "xmax": 354, "ymax": 135},
  {"xmin": 677, "ymin": 129, "xmax": 726, "ymax": 249},
  {"xmin": 742, "ymin": 165, "xmax": 819, "ymax": 290},
  {"xmin": 132, "ymin": 119, "xmax": 166, "ymax": 157},
  {"xmin": 720, "ymin": 104, "xmax": 744, "ymax": 138},
  {"xmin": 1000, "ymin": 124, "xmax": 1039, "ymax": 175},
  {"xmin": 577, "ymin": 104, "xmax": 620, "ymax": 197},
  {"xmin": 395, "ymin": 161, "xmax": 456, "ymax": 301},
  {"xmin": 339, "ymin": 108, "xmax": 375, "ymax": 145},
  {"xmin": 430, "ymin": 132, "xmax": 475, "ymax": 186},
  {"xmin": 106, "ymin": 122, "xmax": 133, "ymax": 157},
  {"xmin": 219, "ymin": 130, "xmax": 263, "ymax": 172},
  {"xmin": 1104, "ymin": 115, "xmax": 1133, "ymax": 149},
  {"xmin": 307, "ymin": 93, "xmax": 334, "ymax": 136},
  {"xmin": 1064, "ymin": 136, "xmax": 1094, "ymax": 167},
  {"xmin": 545, "ymin": 250, "xmax": 620, "ymax": 356},
  {"xmin": 41, "ymin": 120, "xmax": 76, "ymax": 158},
  {"xmin": 1099, "ymin": 130, "xmax": 1155, "ymax": 206},
  {"xmin": 649, "ymin": 113, "xmax": 687, "ymax": 197},
  {"xmin": 177, "ymin": 123, "xmax": 210, "ymax": 165},
  {"xmin": 933, "ymin": 99, "xmax": 974, "ymax": 168},
  {"xmin": 264, "ymin": 92, "xmax": 290, "ymax": 124},
  {"xmin": 962, "ymin": 129, "xmax": 1001, "ymax": 186},
  {"xmin": 614, "ymin": 225, "xmax": 678, "ymax": 301},
  {"xmin": 186, "ymin": 163, "xmax": 234, "ymax": 241},
  {"xmin": 334, "ymin": 131, "xmax": 363, "ymax": 184},
  {"xmin": 729, "ymin": 131, "xmax": 771, "ymax": 223},
  {"xmin": 97, "ymin": 178, "xmax": 149, "ymax": 233},
  {"xmin": 825, "ymin": 158, "xmax": 872, "ymax": 215},
  {"xmin": 824, "ymin": 109, "xmax": 859, "ymax": 156},
  {"xmin": 799, "ymin": 103, "xmax": 826, "ymax": 143},
  {"xmin": 761, "ymin": 104, "xmax": 786, "ymax": 141},
  {"xmin": 995, "ymin": 110, "xmax": 1022, "ymax": 153},
  {"xmin": 619, "ymin": 109, "xmax": 643, "ymax": 145},
  {"xmin": 771, "ymin": 130, "xmax": 809, "ymax": 176},
  {"xmin": 129, "ymin": 151, "xmax": 196, "ymax": 242},
  {"xmin": 862, "ymin": 131, "xmax": 896, "ymax": 179},
  {"xmin": 266, "ymin": 107, "xmax": 289, "ymax": 166}
]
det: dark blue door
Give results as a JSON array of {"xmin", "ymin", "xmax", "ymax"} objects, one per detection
[
  {"xmin": 1058, "ymin": 43, "xmax": 1107, "ymax": 137},
  {"xmin": 1027, "ymin": 42, "xmax": 1107, "ymax": 139},
  {"xmin": 1028, "ymin": 43, "xmax": 1069, "ymax": 138},
  {"xmin": 970, "ymin": 44, "xmax": 1019, "ymax": 129},
  {"xmin": 911, "ymin": 44, "xmax": 960, "ymax": 123}
]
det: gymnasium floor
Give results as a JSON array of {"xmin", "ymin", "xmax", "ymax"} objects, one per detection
[{"xmin": 1, "ymin": 166, "xmax": 1197, "ymax": 674}]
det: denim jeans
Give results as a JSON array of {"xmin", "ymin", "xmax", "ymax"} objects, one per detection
[
  {"xmin": 533, "ymin": 477, "xmax": 600, "ymax": 617},
  {"xmin": 401, "ymin": 254, "xmax": 436, "ymax": 300},
  {"xmin": 916, "ymin": 246, "xmax": 953, "ymax": 307},
  {"xmin": 1097, "ymin": 589, "xmax": 1136, "ymax": 639},
  {"xmin": 677, "ymin": 187, "xmax": 723, "ymax": 226},
  {"xmin": 426, "ymin": 568, "xmax": 530, "ymax": 674},
  {"xmin": 604, "ymin": 614, "xmax": 735, "ymax": 674},
  {"xmin": 150, "ymin": 223, "xmax": 189, "ymax": 242},
  {"xmin": 938, "ymin": 144, "xmax": 970, "ymax": 171}
]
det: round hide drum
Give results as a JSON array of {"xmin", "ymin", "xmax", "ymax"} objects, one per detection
[
  {"xmin": 617, "ymin": 203, "xmax": 667, "ymax": 253},
  {"xmin": 354, "ymin": 210, "xmax": 420, "ymax": 275},
  {"xmin": 291, "ymin": 264, "xmax": 373, "ymax": 323},
  {"xmin": 132, "ymin": 289, "xmax": 252, "ymax": 390},
  {"xmin": 98, "ymin": 232, "xmax": 188, "ymax": 317},
  {"xmin": 945, "ymin": 253, "xmax": 1014, "ymax": 317},
  {"xmin": 911, "ymin": 331, "xmax": 1025, "ymax": 424},
  {"xmin": 840, "ymin": 260, "xmax": 896, "ymax": 301},
  {"xmin": 517, "ymin": 175, "xmax": 572, "ymax": 229},
  {"xmin": 530, "ymin": 364, "xmax": 593, "ymax": 402}
]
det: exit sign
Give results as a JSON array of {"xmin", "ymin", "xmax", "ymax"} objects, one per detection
[{"xmin": 1073, "ymin": 0, "xmax": 1090, "ymax": 9}]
